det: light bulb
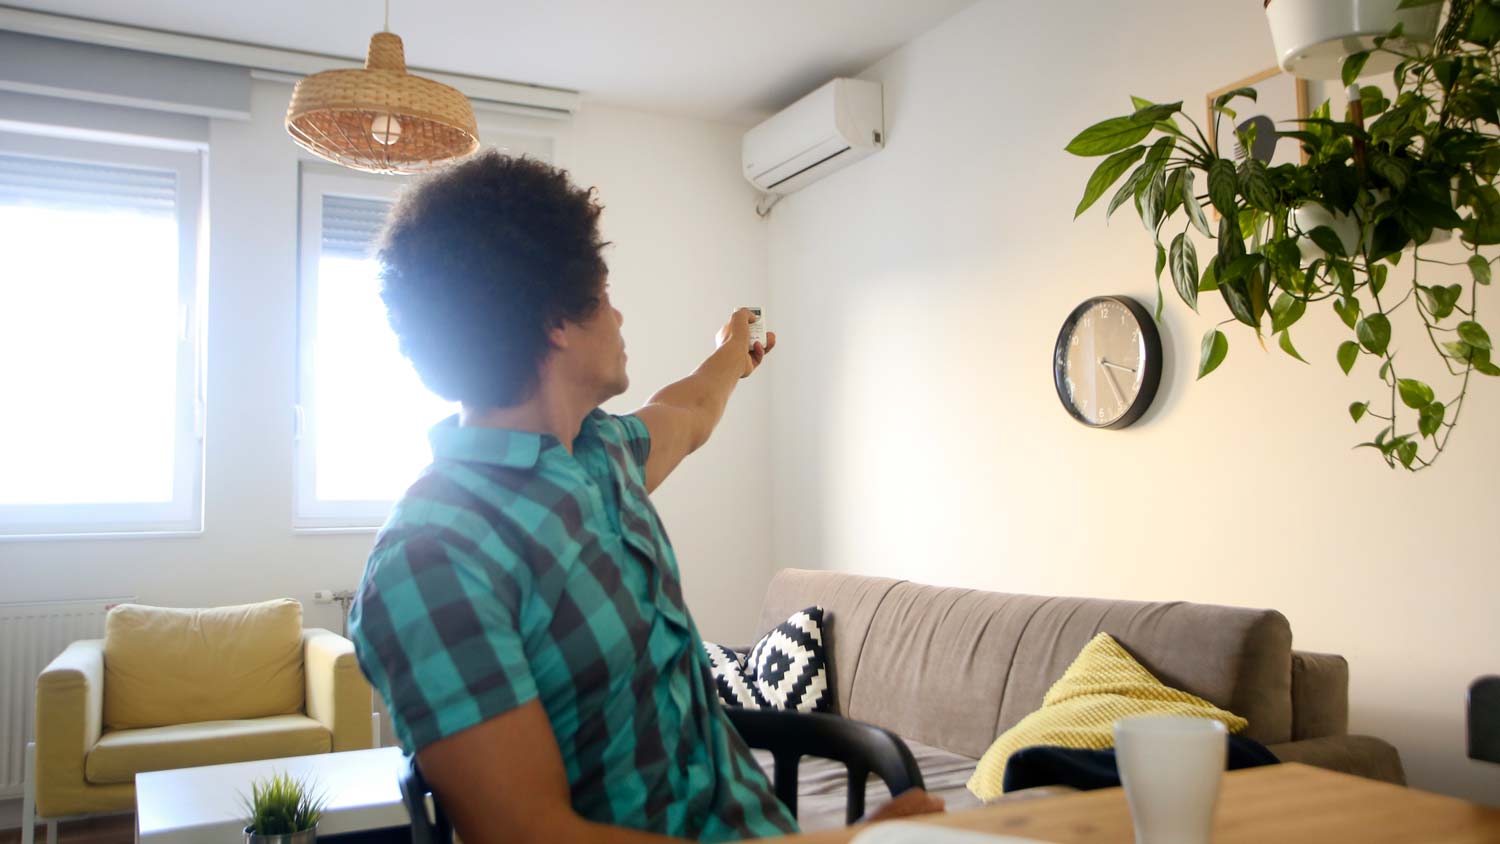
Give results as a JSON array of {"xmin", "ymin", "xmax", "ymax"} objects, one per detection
[{"xmin": 370, "ymin": 113, "xmax": 403, "ymax": 146}]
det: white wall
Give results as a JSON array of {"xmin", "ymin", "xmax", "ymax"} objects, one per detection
[
  {"xmin": 766, "ymin": 0, "xmax": 1500, "ymax": 804},
  {"xmin": 0, "ymin": 84, "xmax": 774, "ymax": 645}
]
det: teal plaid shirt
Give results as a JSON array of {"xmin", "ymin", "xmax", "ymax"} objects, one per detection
[{"xmin": 349, "ymin": 410, "xmax": 797, "ymax": 842}]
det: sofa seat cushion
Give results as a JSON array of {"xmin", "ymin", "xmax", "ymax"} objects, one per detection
[
  {"xmin": 104, "ymin": 599, "xmax": 306, "ymax": 730},
  {"xmin": 751, "ymin": 736, "xmax": 1066, "ymax": 832},
  {"xmin": 86, "ymin": 714, "xmax": 331, "ymax": 785}
]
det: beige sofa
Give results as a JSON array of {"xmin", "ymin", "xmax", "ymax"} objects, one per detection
[{"xmin": 748, "ymin": 569, "xmax": 1403, "ymax": 831}]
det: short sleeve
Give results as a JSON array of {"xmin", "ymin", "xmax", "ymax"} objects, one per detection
[
  {"xmin": 615, "ymin": 412, "xmax": 652, "ymax": 470},
  {"xmin": 349, "ymin": 532, "xmax": 538, "ymax": 752}
]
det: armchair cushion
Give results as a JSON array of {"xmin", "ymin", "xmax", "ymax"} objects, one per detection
[
  {"xmin": 84, "ymin": 715, "xmax": 331, "ymax": 784},
  {"xmin": 36, "ymin": 639, "xmax": 132, "ymax": 817},
  {"xmin": 104, "ymin": 599, "xmax": 305, "ymax": 730}
]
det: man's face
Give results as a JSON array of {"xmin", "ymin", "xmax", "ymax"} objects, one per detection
[{"xmin": 558, "ymin": 286, "xmax": 629, "ymax": 403}]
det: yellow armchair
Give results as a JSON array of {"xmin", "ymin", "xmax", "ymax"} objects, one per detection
[{"xmin": 27, "ymin": 600, "xmax": 373, "ymax": 834}]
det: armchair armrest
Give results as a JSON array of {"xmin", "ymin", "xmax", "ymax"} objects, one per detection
[
  {"xmin": 1291, "ymin": 650, "xmax": 1349, "ymax": 741},
  {"xmin": 35, "ymin": 639, "xmax": 105, "ymax": 817},
  {"xmin": 303, "ymin": 628, "xmax": 374, "ymax": 751}
]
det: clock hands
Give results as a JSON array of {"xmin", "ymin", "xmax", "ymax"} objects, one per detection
[
  {"xmin": 1100, "ymin": 359, "xmax": 1137, "ymax": 374},
  {"xmin": 1098, "ymin": 358, "xmax": 1127, "ymax": 406}
]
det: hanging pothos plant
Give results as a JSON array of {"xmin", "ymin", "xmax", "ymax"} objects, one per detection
[{"xmin": 1067, "ymin": 0, "xmax": 1500, "ymax": 470}]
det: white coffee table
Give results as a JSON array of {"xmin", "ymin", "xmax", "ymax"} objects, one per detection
[{"xmin": 135, "ymin": 747, "xmax": 409, "ymax": 843}]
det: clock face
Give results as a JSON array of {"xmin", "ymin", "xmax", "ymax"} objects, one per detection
[{"xmin": 1053, "ymin": 296, "xmax": 1163, "ymax": 429}]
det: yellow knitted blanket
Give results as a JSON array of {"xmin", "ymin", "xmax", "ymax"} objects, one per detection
[{"xmin": 966, "ymin": 631, "xmax": 1248, "ymax": 800}]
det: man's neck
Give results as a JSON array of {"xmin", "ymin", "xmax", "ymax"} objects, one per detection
[{"xmin": 459, "ymin": 386, "xmax": 597, "ymax": 454}]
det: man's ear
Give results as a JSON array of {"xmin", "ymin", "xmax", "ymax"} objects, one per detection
[{"xmin": 547, "ymin": 320, "xmax": 571, "ymax": 351}]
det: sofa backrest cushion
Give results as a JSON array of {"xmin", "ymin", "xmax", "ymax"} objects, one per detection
[
  {"xmin": 103, "ymin": 599, "xmax": 305, "ymax": 730},
  {"xmin": 757, "ymin": 570, "xmax": 1293, "ymax": 758}
]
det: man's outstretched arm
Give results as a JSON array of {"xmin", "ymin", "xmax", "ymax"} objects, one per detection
[{"xmin": 634, "ymin": 308, "xmax": 774, "ymax": 493}]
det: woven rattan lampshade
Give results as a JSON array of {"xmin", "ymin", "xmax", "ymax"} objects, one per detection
[{"xmin": 286, "ymin": 32, "xmax": 479, "ymax": 174}]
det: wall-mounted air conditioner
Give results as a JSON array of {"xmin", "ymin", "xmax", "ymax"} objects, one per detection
[{"xmin": 742, "ymin": 78, "xmax": 883, "ymax": 196}]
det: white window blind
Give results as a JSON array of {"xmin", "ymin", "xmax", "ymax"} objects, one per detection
[{"xmin": 0, "ymin": 131, "xmax": 203, "ymax": 537}]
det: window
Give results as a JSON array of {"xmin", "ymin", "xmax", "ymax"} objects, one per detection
[
  {"xmin": 294, "ymin": 168, "xmax": 454, "ymax": 529},
  {"xmin": 295, "ymin": 135, "xmax": 554, "ymax": 530},
  {"xmin": 0, "ymin": 132, "xmax": 204, "ymax": 537}
]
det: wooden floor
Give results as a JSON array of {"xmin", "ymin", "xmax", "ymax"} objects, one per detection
[{"xmin": 0, "ymin": 815, "xmax": 134, "ymax": 844}]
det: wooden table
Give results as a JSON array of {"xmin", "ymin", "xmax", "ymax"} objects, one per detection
[{"xmin": 760, "ymin": 763, "xmax": 1500, "ymax": 843}]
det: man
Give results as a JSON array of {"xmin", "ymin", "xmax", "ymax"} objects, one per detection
[{"xmin": 349, "ymin": 152, "xmax": 942, "ymax": 843}]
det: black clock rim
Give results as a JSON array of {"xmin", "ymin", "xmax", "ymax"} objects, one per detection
[{"xmin": 1052, "ymin": 295, "xmax": 1163, "ymax": 430}]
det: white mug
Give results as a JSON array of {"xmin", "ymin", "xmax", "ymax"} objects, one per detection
[{"xmin": 1113, "ymin": 715, "xmax": 1228, "ymax": 844}]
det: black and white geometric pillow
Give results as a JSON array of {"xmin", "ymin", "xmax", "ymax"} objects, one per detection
[{"xmin": 705, "ymin": 606, "xmax": 830, "ymax": 713}]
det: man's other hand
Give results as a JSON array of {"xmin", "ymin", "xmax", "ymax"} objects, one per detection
[
  {"xmin": 861, "ymin": 788, "xmax": 947, "ymax": 824},
  {"xmin": 715, "ymin": 308, "xmax": 776, "ymax": 379}
]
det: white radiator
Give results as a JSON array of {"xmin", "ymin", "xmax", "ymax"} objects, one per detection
[{"xmin": 0, "ymin": 598, "xmax": 131, "ymax": 798}]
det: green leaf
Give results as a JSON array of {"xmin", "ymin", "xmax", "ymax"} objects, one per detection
[
  {"xmin": 1066, "ymin": 116, "xmax": 1153, "ymax": 157},
  {"xmin": 1199, "ymin": 258, "xmax": 1220, "ymax": 292},
  {"xmin": 1307, "ymin": 225, "xmax": 1348, "ymax": 258},
  {"xmin": 1397, "ymin": 0, "xmax": 1442, "ymax": 7},
  {"xmin": 1278, "ymin": 330, "xmax": 1308, "ymax": 363},
  {"xmin": 1212, "ymin": 87, "xmax": 1258, "ymax": 110},
  {"xmin": 1163, "ymin": 168, "xmax": 1185, "ymax": 218},
  {"xmin": 1458, "ymin": 320, "xmax": 1493, "ymax": 350},
  {"xmin": 1349, "ymin": 401, "xmax": 1369, "ymax": 422},
  {"xmin": 1182, "ymin": 170, "xmax": 1212, "ymax": 237},
  {"xmin": 1139, "ymin": 169, "xmax": 1167, "ymax": 232},
  {"xmin": 1271, "ymin": 292, "xmax": 1306, "ymax": 333},
  {"xmin": 1169, "ymin": 232, "xmax": 1199, "ymax": 312},
  {"xmin": 1076, "ymin": 146, "xmax": 1148, "ymax": 218},
  {"xmin": 1333, "ymin": 296, "xmax": 1361, "ymax": 329},
  {"xmin": 1444, "ymin": 339, "xmax": 1475, "ymax": 361},
  {"xmin": 1357, "ymin": 313, "xmax": 1392, "ymax": 355},
  {"xmin": 1397, "ymin": 439, "xmax": 1418, "ymax": 469},
  {"xmin": 1107, "ymin": 161, "xmax": 1154, "ymax": 219},
  {"xmin": 1198, "ymin": 329, "xmax": 1229, "ymax": 379},
  {"xmin": 1380, "ymin": 359, "xmax": 1393, "ymax": 381},
  {"xmin": 1207, "ymin": 158, "xmax": 1238, "ymax": 214},
  {"xmin": 1370, "ymin": 264, "xmax": 1389, "ymax": 297},
  {"xmin": 1370, "ymin": 152, "xmax": 1409, "ymax": 190},
  {"xmin": 1397, "ymin": 378, "xmax": 1435, "ymax": 409},
  {"xmin": 1469, "ymin": 255, "xmax": 1492, "ymax": 285},
  {"xmin": 1418, "ymin": 401, "xmax": 1446, "ymax": 438},
  {"xmin": 1237, "ymin": 159, "xmax": 1276, "ymax": 211},
  {"xmin": 1155, "ymin": 242, "xmax": 1167, "ymax": 281},
  {"xmin": 1130, "ymin": 101, "xmax": 1184, "ymax": 125},
  {"xmin": 1338, "ymin": 341, "xmax": 1361, "ymax": 374},
  {"xmin": 1342, "ymin": 51, "xmax": 1371, "ymax": 87}
]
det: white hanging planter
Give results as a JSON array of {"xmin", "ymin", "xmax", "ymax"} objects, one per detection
[
  {"xmin": 1292, "ymin": 186, "xmax": 1455, "ymax": 261},
  {"xmin": 1266, "ymin": 0, "xmax": 1443, "ymax": 80}
]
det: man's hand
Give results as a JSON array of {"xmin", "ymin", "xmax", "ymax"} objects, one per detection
[
  {"xmin": 636, "ymin": 308, "xmax": 776, "ymax": 492},
  {"xmin": 715, "ymin": 308, "xmax": 777, "ymax": 379},
  {"xmin": 862, "ymin": 788, "xmax": 947, "ymax": 824}
]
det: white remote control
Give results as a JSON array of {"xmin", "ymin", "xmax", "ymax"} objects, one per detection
[{"xmin": 747, "ymin": 307, "xmax": 766, "ymax": 349}]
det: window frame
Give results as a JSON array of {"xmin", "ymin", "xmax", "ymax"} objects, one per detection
[
  {"xmin": 0, "ymin": 130, "xmax": 205, "ymax": 539},
  {"xmin": 293, "ymin": 166, "xmax": 412, "ymax": 530}
]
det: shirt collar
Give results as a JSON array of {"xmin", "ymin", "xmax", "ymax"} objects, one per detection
[
  {"xmin": 427, "ymin": 409, "xmax": 612, "ymax": 469},
  {"xmin": 428, "ymin": 415, "xmax": 549, "ymax": 469}
]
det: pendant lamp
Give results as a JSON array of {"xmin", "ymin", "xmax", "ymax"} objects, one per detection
[{"xmin": 285, "ymin": 2, "xmax": 479, "ymax": 174}]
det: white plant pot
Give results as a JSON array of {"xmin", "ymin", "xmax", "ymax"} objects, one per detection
[
  {"xmin": 1293, "ymin": 187, "xmax": 1454, "ymax": 260},
  {"xmin": 1266, "ymin": 0, "xmax": 1442, "ymax": 81}
]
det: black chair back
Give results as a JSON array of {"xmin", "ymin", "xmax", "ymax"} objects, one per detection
[
  {"xmin": 399, "ymin": 754, "xmax": 453, "ymax": 844},
  {"xmin": 726, "ymin": 708, "xmax": 925, "ymax": 825},
  {"xmin": 1470, "ymin": 675, "xmax": 1500, "ymax": 764}
]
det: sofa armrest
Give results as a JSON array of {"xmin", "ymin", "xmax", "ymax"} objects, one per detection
[
  {"xmin": 1291, "ymin": 650, "xmax": 1349, "ymax": 740},
  {"xmin": 35, "ymin": 639, "xmax": 105, "ymax": 817},
  {"xmin": 303, "ymin": 628, "xmax": 374, "ymax": 751},
  {"xmin": 1265, "ymin": 735, "xmax": 1405, "ymax": 785}
]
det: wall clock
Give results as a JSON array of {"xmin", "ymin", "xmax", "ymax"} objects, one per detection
[{"xmin": 1053, "ymin": 295, "xmax": 1163, "ymax": 429}]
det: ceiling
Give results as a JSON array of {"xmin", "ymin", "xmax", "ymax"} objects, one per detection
[{"xmin": 5, "ymin": 0, "xmax": 976, "ymax": 123}]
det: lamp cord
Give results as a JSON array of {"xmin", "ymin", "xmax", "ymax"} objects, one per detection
[{"xmin": 383, "ymin": 0, "xmax": 390, "ymax": 32}]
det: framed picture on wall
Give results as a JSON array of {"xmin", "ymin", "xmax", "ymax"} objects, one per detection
[{"xmin": 1205, "ymin": 67, "xmax": 1311, "ymax": 166}]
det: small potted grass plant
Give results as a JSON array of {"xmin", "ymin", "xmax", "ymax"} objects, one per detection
[{"xmin": 242, "ymin": 771, "xmax": 326, "ymax": 843}]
